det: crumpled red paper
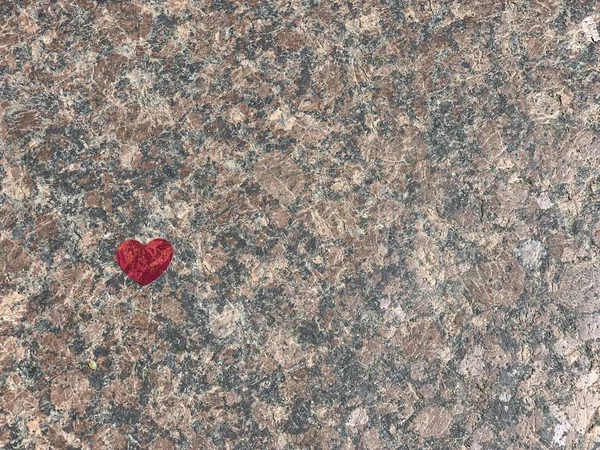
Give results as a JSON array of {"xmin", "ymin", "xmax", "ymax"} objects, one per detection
[{"xmin": 115, "ymin": 238, "xmax": 173, "ymax": 286}]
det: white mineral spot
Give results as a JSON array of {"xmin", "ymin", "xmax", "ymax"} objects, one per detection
[
  {"xmin": 537, "ymin": 192, "xmax": 553, "ymax": 210},
  {"xmin": 347, "ymin": 407, "xmax": 369, "ymax": 428},
  {"xmin": 553, "ymin": 420, "xmax": 571, "ymax": 447},
  {"xmin": 582, "ymin": 16, "xmax": 600, "ymax": 43},
  {"xmin": 499, "ymin": 391, "xmax": 511, "ymax": 403},
  {"xmin": 515, "ymin": 239, "xmax": 546, "ymax": 270}
]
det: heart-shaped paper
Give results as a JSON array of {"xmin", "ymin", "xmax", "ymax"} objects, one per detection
[{"xmin": 115, "ymin": 239, "xmax": 173, "ymax": 285}]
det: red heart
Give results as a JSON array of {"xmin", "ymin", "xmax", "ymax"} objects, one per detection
[{"xmin": 115, "ymin": 239, "xmax": 173, "ymax": 286}]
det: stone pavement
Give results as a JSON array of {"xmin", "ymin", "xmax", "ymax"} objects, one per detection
[{"xmin": 1, "ymin": 1, "xmax": 600, "ymax": 448}]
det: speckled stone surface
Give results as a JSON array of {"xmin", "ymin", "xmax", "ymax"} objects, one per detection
[{"xmin": 2, "ymin": 1, "xmax": 600, "ymax": 449}]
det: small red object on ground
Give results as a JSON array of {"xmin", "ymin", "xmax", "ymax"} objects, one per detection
[{"xmin": 115, "ymin": 238, "xmax": 173, "ymax": 286}]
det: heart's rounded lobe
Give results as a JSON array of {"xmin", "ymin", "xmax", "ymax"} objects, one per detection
[{"xmin": 116, "ymin": 238, "xmax": 173, "ymax": 285}]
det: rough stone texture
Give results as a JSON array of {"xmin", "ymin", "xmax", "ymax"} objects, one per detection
[{"xmin": 1, "ymin": 1, "xmax": 600, "ymax": 449}]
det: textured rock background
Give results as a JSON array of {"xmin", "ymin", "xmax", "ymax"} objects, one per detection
[{"xmin": 1, "ymin": 1, "xmax": 600, "ymax": 449}]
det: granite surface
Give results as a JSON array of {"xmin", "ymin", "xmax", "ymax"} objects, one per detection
[{"xmin": 2, "ymin": 1, "xmax": 600, "ymax": 449}]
